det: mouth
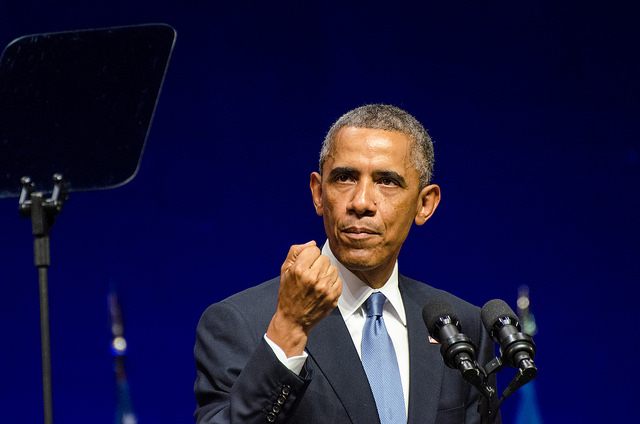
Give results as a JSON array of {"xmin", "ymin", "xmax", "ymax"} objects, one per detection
[{"xmin": 340, "ymin": 226, "xmax": 380, "ymax": 240}]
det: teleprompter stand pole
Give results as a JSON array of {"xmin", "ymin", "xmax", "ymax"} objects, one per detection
[{"xmin": 19, "ymin": 174, "xmax": 68, "ymax": 424}]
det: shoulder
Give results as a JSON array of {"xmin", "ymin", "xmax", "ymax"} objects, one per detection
[
  {"xmin": 399, "ymin": 274, "xmax": 482, "ymax": 328},
  {"xmin": 220, "ymin": 276, "xmax": 281, "ymax": 308},
  {"xmin": 197, "ymin": 277, "xmax": 281, "ymax": 333},
  {"xmin": 400, "ymin": 275, "xmax": 480, "ymax": 307}
]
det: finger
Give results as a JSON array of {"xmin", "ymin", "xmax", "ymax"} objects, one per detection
[
  {"xmin": 327, "ymin": 276, "xmax": 343, "ymax": 306},
  {"xmin": 288, "ymin": 245, "xmax": 322, "ymax": 275},
  {"xmin": 331, "ymin": 276, "xmax": 343, "ymax": 297},
  {"xmin": 308, "ymin": 253, "xmax": 332, "ymax": 276},
  {"xmin": 281, "ymin": 241, "xmax": 316, "ymax": 273},
  {"xmin": 314, "ymin": 263, "xmax": 340, "ymax": 294}
]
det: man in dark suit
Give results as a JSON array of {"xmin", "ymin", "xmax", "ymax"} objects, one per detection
[{"xmin": 194, "ymin": 104, "xmax": 498, "ymax": 423}]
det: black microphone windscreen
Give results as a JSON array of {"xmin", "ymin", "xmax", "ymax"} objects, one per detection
[
  {"xmin": 422, "ymin": 299, "xmax": 457, "ymax": 334},
  {"xmin": 481, "ymin": 299, "xmax": 519, "ymax": 330}
]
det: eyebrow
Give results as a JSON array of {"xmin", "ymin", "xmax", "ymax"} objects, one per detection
[
  {"xmin": 327, "ymin": 167, "xmax": 408, "ymax": 188},
  {"xmin": 327, "ymin": 166, "xmax": 358, "ymax": 180},
  {"xmin": 376, "ymin": 170, "xmax": 408, "ymax": 188}
]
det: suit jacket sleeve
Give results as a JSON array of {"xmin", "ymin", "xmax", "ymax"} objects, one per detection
[{"xmin": 193, "ymin": 297, "xmax": 312, "ymax": 423}]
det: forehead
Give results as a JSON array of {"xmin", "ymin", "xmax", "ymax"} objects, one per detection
[{"xmin": 326, "ymin": 126, "xmax": 414, "ymax": 170}]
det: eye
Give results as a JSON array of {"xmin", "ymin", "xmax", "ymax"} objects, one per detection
[
  {"xmin": 379, "ymin": 177, "xmax": 398, "ymax": 187},
  {"xmin": 335, "ymin": 174, "xmax": 354, "ymax": 183}
]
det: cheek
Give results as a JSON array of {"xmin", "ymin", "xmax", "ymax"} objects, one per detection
[
  {"xmin": 323, "ymin": 193, "xmax": 343, "ymax": 217},
  {"xmin": 321, "ymin": 198, "xmax": 340, "ymax": 227},
  {"xmin": 384, "ymin": 203, "xmax": 416, "ymax": 235}
]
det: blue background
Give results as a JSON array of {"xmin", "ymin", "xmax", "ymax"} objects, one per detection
[{"xmin": 1, "ymin": 1, "xmax": 638, "ymax": 423}]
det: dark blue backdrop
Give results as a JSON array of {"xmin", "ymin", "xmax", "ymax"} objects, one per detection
[{"xmin": 1, "ymin": 2, "xmax": 638, "ymax": 423}]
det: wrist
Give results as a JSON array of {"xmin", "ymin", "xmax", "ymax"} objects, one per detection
[{"xmin": 266, "ymin": 310, "xmax": 308, "ymax": 358}]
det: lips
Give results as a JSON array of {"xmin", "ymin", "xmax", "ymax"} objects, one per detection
[{"xmin": 340, "ymin": 226, "xmax": 381, "ymax": 239}]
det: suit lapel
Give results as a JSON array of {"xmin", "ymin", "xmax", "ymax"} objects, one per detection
[
  {"xmin": 400, "ymin": 276, "xmax": 445, "ymax": 423},
  {"xmin": 305, "ymin": 277, "xmax": 446, "ymax": 423},
  {"xmin": 306, "ymin": 307, "xmax": 380, "ymax": 424}
]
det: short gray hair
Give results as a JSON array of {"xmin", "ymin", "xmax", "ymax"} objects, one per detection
[{"xmin": 319, "ymin": 104, "xmax": 434, "ymax": 188}]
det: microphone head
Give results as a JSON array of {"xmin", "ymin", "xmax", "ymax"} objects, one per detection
[
  {"xmin": 482, "ymin": 299, "xmax": 536, "ymax": 368},
  {"xmin": 481, "ymin": 299, "xmax": 521, "ymax": 338},
  {"xmin": 423, "ymin": 298, "xmax": 479, "ymax": 373},
  {"xmin": 422, "ymin": 299, "xmax": 459, "ymax": 340}
]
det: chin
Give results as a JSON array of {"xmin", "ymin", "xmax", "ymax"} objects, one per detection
[{"xmin": 335, "ymin": 248, "xmax": 380, "ymax": 271}]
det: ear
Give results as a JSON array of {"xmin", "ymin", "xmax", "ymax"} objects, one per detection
[
  {"xmin": 414, "ymin": 184, "xmax": 441, "ymax": 226},
  {"xmin": 310, "ymin": 172, "xmax": 323, "ymax": 216}
]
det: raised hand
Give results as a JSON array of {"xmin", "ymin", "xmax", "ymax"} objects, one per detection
[{"xmin": 266, "ymin": 241, "xmax": 342, "ymax": 357}]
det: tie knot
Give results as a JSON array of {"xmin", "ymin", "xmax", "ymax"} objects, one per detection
[{"xmin": 364, "ymin": 292, "xmax": 386, "ymax": 317}]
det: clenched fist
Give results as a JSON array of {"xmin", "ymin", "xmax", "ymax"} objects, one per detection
[{"xmin": 266, "ymin": 241, "xmax": 342, "ymax": 357}]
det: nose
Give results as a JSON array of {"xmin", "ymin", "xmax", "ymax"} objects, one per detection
[{"xmin": 347, "ymin": 180, "xmax": 377, "ymax": 217}]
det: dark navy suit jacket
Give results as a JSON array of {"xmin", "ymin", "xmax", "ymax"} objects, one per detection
[{"xmin": 194, "ymin": 275, "xmax": 498, "ymax": 423}]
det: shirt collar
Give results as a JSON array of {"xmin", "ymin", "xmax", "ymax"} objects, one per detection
[{"xmin": 322, "ymin": 240, "xmax": 406, "ymax": 326}]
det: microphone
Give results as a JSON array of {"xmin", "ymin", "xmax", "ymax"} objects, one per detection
[
  {"xmin": 422, "ymin": 299, "xmax": 483, "ymax": 388},
  {"xmin": 481, "ymin": 299, "xmax": 537, "ymax": 397}
]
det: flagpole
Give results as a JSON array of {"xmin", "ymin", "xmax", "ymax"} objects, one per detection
[
  {"xmin": 514, "ymin": 285, "xmax": 543, "ymax": 424},
  {"xmin": 109, "ymin": 288, "xmax": 138, "ymax": 424}
]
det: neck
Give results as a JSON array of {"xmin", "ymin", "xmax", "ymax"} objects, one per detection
[{"xmin": 348, "ymin": 264, "xmax": 394, "ymax": 289}]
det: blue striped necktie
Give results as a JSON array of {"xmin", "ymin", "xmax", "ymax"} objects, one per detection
[{"xmin": 361, "ymin": 292, "xmax": 406, "ymax": 423}]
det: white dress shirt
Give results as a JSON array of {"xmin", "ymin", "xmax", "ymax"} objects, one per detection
[{"xmin": 266, "ymin": 240, "xmax": 410, "ymax": 416}]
